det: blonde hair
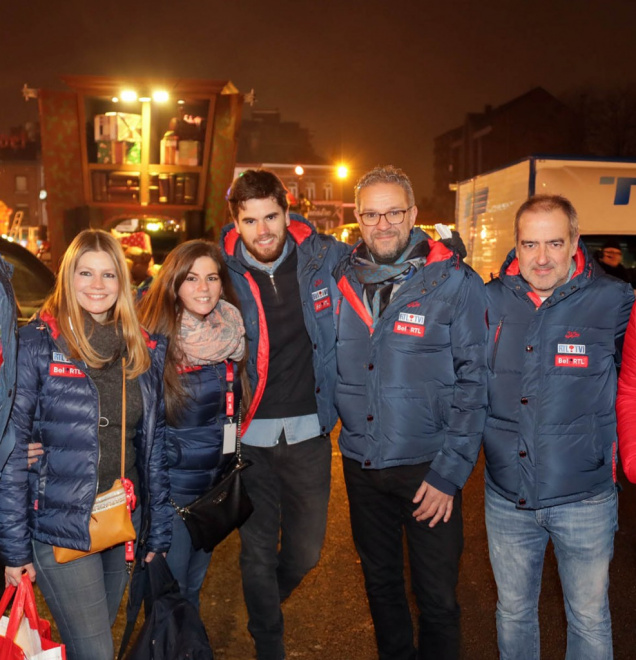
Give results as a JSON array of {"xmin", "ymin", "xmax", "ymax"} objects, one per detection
[{"xmin": 41, "ymin": 229, "xmax": 150, "ymax": 378}]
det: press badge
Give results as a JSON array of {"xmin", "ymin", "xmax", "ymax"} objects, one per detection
[{"xmin": 223, "ymin": 422, "xmax": 237, "ymax": 454}]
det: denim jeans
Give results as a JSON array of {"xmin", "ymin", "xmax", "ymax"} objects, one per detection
[
  {"xmin": 485, "ymin": 484, "xmax": 617, "ymax": 660},
  {"xmin": 166, "ymin": 499, "xmax": 212, "ymax": 611},
  {"xmin": 239, "ymin": 433, "xmax": 331, "ymax": 660},
  {"xmin": 342, "ymin": 457, "xmax": 463, "ymax": 660},
  {"xmin": 32, "ymin": 506, "xmax": 141, "ymax": 660}
]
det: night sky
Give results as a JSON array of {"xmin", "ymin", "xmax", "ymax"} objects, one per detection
[{"xmin": 3, "ymin": 0, "xmax": 636, "ymax": 201}]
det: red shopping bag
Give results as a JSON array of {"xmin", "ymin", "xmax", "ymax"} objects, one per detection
[{"xmin": 0, "ymin": 574, "xmax": 65, "ymax": 660}]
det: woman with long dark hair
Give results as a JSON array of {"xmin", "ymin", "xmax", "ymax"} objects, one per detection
[
  {"xmin": 138, "ymin": 239, "xmax": 249, "ymax": 609},
  {"xmin": 0, "ymin": 229, "xmax": 170, "ymax": 660}
]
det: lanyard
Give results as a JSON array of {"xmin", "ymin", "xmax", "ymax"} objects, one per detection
[{"xmin": 225, "ymin": 360, "xmax": 235, "ymax": 419}]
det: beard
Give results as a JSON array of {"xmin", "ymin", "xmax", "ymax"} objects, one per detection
[
  {"xmin": 243, "ymin": 232, "xmax": 287, "ymax": 264},
  {"xmin": 367, "ymin": 233, "xmax": 411, "ymax": 264}
]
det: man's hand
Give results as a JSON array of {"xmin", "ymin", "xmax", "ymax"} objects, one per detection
[
  {"xmin": 5, "ymin": 564, "xmax": 36, "ymax": 587},
  {"xmin": 27, "ymin": 442, "xmax": 43, "ymax": 468},
  {"xmin": 412, "ymin": 481, "xmax": 454, "ymax": 527}
]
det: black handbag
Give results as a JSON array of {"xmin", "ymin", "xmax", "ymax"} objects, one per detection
[{"xmin": 171, "ymin": 412, "xmax": 253, "ymax": 552}]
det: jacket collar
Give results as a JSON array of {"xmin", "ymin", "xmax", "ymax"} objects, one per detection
[
  {"xmin": 222, "ymin": 213, "xmax": 315, "ymax": 259},
  {"xmin": 38, "ymin": 310, "xmax": 158, "ymax": 350},
  {"xmin": 338, "ymin": 228, "xmax": 456, "ymax": 281},
  {"xmin": 498, "ymin": 241, "xmax": 595, "ymax": 305}
]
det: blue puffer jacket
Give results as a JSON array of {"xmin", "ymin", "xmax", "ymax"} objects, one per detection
[
  {"xmin": 0, "ymin": 314, "xmax": 172, "ymax": 566},
  {"xmin": 484, "ymin": 243, "xmax": 635, "ymax": 509},
  {"xmin": 221, "ymin": 215, "xmax": 350, "ymax": 433},
  {"xmin": 166, "ymin": 363, "xmax": 239, "ymax": 503},
  {"xmin": 0, "ymin": 256, "xmax": 17, "ymax": 472},
  {"xmin": 333, "ymin": 233, "xmax": 488, "ymax": 495}
]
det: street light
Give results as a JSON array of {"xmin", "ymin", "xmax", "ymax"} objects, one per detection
[
  {"xmin": 294, "ymin": 165, "xmax": 304, "ymax": 176},
  {"xmin": 336, "ymin": 164, "xmax": 349, "ymax": 179}
]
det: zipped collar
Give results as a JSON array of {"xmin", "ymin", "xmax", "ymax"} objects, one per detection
[
  {"xmin": 37, "ymin": 311, "xmax": 157, "ymax": 350},
  {"xmin": 503, "ymin": 246, "xmax": 586, "ymax": 280},
  {"xmin": 336, "ymin": 231, "xmax": 456, "ymax": 282},
  {"xmin": 498, "ymin": 243, "xmax": 594, "ymax": 307}
]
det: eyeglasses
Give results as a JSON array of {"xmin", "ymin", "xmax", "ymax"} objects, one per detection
[
  {"xmin": 358, "ymin": 206, "xmax": 414, "ymax": 226},
  {"xmin": 603, "ymin": 249, "xmax": 622, "ymax": 257}
]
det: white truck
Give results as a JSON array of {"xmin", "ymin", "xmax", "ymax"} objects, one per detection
[{"xmin": 455, "ymin": 156, "xmax": 636, "ymax": 281}]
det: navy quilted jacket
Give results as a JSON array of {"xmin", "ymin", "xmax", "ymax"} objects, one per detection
[
  {"xmin": 0, "ymin": 256, "xmax": 17, "ymax": 472},
  {"xmin": 333, "ymin": 235, "xmax": 488, "ymax": 495},
  {"xmin": 484, "ymin": 243, "xmax": 635, "ymax": 509},
  {"xmin": 166, "ymin": 363, "xmax": 239, "ymax": 502},
  {"xmin": 0, "ymin": 314, "xmax": 171, "ymax": 566}
]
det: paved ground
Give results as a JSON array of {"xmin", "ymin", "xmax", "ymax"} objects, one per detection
[{"xmin": 34, "ymin": 429, "xmax": 636, "ymax": 658}]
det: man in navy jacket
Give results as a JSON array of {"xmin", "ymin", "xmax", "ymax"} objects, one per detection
[
  {"xmin": 484, "ymin": 194, "xmax": 634, "ymax": 660},
  {"xmin": 334, "ymin": 166, "xmax": 487, "ymax": 660},
  {"xmin": 221, "ymin": 170, "xmax": 349, "ymax": 660}
]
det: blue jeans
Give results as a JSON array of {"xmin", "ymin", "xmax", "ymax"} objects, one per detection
[
  {"xmin": 485, "ymin": 484, "xmax": 617, "ymax": 660},
  {"xmin": 239, "ymin": 433, "xmax": 331, "ymax": 660},
  {"xmin": 32, "ymin": 507, "xmax": 141, "ymax": 660},
  {"xmin": 166, "ymin": 498, "xmax": 212, "ymax": 611},
  {"xmin": 343, "ymin": 457, "xmax": 463, "ymax": 660}
]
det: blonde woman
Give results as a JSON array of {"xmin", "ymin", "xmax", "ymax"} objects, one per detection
[{"xmin": 0, "ymin": 230, "xmax": 171, "ymax": 660}]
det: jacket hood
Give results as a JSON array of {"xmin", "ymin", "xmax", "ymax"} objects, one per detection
[
  {"xmin": 335, "ymin": 227, "xmax": 456, "ymax": 280},
  {"xmin": 221, "ymin": 213, "xmax": 315, "ymax": 259},
  {"xmin": 496, "ymin": 240, "xmax": 601, "ymax": 305}
]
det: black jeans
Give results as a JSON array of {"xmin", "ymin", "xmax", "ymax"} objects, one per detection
[
  {"xmin": 343, "ymin": 457, "xmax": 463, "ymax": 660},
  {"xmin": 239, "ymin": 433, "xmax": 332, "ymax": 660}
]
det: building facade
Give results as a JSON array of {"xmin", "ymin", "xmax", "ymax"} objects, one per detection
[{"xmin": 433, "ymin": 87, "xmax": 585, "ymax": 219}]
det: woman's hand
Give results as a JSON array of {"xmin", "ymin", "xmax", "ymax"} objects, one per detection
[
  {"xmin": 27, "ymin": 443, "xmax": 44, "ymax": 468},
  {"xmin": 143, "ymin": 551, "xmax": 167, "ymax": 563},
  {"xmin": 5, "ymin": 564, "xmax": 36, "ymax": 587}
]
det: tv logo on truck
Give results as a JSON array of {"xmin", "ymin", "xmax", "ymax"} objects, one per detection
[{"xmin": 600, "ymin": 177, "xmax": 636, "ymax": 205}]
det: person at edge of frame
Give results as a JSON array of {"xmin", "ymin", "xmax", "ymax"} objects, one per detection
[
  {"xmin": 483, "ymin": 194, "xmax": 634, "ymax": 660},
  {"xmin": 0, "ymin": 230, "xmax": 171, "ymax": 660}
]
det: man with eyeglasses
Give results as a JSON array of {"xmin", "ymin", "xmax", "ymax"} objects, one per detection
[{"xmin": 333, "ymin": 166, "xmax": 487, "ymax": 659}]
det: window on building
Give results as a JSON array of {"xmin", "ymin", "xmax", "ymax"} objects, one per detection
[
  {"xmin": 287, "ymin": 182, "xmax": 298, "ymax": 199},
  {"xmin": 15, "ymin": 175, "xmax": 28, "ymax": 193},
  {"xmin": 305, "ymin": 182, "xmax": 316, "ymax": 200},
  {"xmin": 15, "ymin": 205, "xmax": 30, "ymax": 224},
  {"xmin": 323, "ymin": 182, "xmax": 333, "ymax": 200}
]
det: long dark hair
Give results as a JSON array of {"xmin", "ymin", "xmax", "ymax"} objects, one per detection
[{"xmin": 138, "ymin": 240, "xmax": 251, "ymax": 425}]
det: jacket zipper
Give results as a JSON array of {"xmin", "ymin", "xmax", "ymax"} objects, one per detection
[
  {"xmin": 269, "ymin": 273, "xmax": 280, "ymax": 301},
  {"xmin": 491, "ymin": 317, "xmax": 504, "ymax": 371}
]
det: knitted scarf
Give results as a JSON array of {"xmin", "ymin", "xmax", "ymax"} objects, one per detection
[
  {"xmin": 178, "ymin": 300, "xmax": 246, "ymax": 366},
  {"xmin": 352, "ymin": 229, "xmax": 430, "ymax": 321}
]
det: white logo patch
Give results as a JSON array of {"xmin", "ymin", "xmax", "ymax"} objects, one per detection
[
  {"xmin": 312, "ymin": 288, "xmax": 329, "ymax": 302},
  {"xmin": 557, "ymin": 344, "xmax": 586, "ymax": 355},
  {"xmin": 398, "ymin": 312, "xmax": 425, "ymax": 326},
  {"xmin": 52, "ymin": 351, "xmax": 71, "ymax": 363}
]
